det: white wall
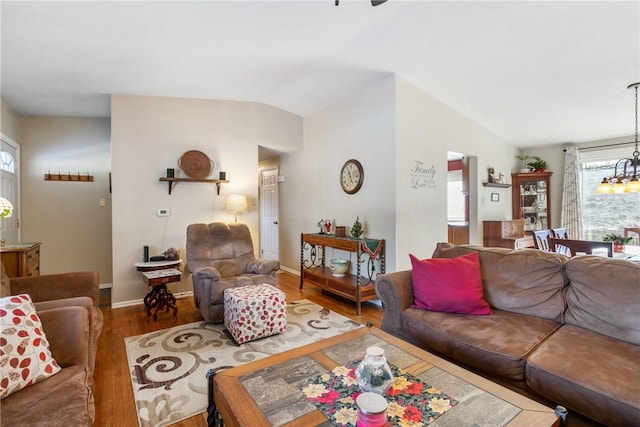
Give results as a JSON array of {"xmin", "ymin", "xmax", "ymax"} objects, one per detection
[
  {"xmin": 18, "ymin": 116, "xmax": 112, "ymax": 281},
  {"xmin": 277, "ymin": 76, "xmax": 397, "ymax": 273},
  {"xmin": 277, "ymin": 75, "xmax": 518, "ymax": 275},
  {"xmin": 1, "ymin": 99, "xmax": 19, "ymax": 142},
  {"xmin": 395, "ymin": 77, "xmax": 517, "ymax": 270},
  {"xmin": 110, "ymin": 95, "xmax": 302, "ymax": 304}
]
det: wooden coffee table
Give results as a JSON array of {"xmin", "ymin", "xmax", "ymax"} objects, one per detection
[{"xmin": 210, "ymin": 326, "xmax": 559, "ymax": 427}]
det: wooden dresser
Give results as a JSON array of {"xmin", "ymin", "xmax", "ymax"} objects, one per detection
[
  {"xmin": 0, "ymin": 242, "xmax": 41, "ymax": 278},
  {"xmin": 483, "ymin": 220, "xmax": 533, "ymax": 250}
]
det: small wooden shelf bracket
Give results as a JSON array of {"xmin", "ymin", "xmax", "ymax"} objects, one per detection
[
  {"xmin": 45, "ymin": 172, "xmax": 94, "ymax": 182},
  {"xmin": 159, "ymin": 177, "xmax": 229, "ymax": 195}
]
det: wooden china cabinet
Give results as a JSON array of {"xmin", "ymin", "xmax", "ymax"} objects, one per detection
[{"xmin": 511, "ymin": 172, "xmax": 553, "ymax": 232}]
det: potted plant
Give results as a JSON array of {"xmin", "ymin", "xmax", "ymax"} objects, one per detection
[
  {"xmin": 515, "ymin": 154, "xmax": 531, "ymax": 173},
  {"xmin": 350, "ymin": 216, "xmax": 363, "ymax": 239},
  {"xmin": 527, "ymin": 156, "xmax": 548, "ymax": 172},
  {"xmin": 603, "ymin": 233, "xmax": 633, "ymax": 253}
]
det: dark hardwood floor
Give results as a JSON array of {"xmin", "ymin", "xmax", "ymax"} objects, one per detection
[{"xmin": 93, "ymin": 270, "xmax": 384, "ymax": 426}]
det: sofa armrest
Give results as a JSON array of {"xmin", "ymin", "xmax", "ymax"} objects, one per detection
[
  {"xmin": 38, "ymin": 306, "xmax": 90, "ymax": 369},
  {"xmin": 374, "ymin": 270, "xmax": 414, "ymax": 335},
  {"xmin": 34, "ymin": 296, "xmax": 103, "ymax": 375},
  {"xmin": 193, "ymin": 266, "xmax": 222, "ymax": 282},
  {"xmin": 192, "ymin": 266, "xmax": 236, "ymax": 306},
  {"xmin": 10, "ymin": 271, "xmax": 100, "ymax": 307},
  {"xmin": 246, "ymin": 259, "xmax": 280, "ymax": 275}
]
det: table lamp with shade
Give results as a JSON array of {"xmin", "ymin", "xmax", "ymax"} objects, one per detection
[
  {"xmin": 0, "ymin": 197, "xmax": 14, "ymax": 246},
  {"xmin": 0, "ymin": 197, "xmax": 13, "ymax": 218},
  {"xmin": 225, "ymin": 194, "xmax": 248, "ymax": 223}
]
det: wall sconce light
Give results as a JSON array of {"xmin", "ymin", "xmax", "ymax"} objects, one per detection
[{"xmin": 225, "ymin": 194, "xmax": 248, "ymax": 223}]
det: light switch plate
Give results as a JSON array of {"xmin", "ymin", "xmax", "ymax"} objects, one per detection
[{"xmin": 157, "ymin": 209, "xmax": 170, "ymax": 217}]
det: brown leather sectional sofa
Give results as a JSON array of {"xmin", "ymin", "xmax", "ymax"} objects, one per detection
[
  {"xmin": 1, "ymin": 267, "xmax": 103, "ymax": 426},
  {"xmin": 375, "ymin": 242, "xmax": 639, "ymax": 426}
]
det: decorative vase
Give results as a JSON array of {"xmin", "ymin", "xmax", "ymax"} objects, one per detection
[
  {"xmin": 355, "ymin": 346, "xmax": 393, "ymax": 395},
  {"xmin": 614, "ymin": 243, "xmax": 625, "ymax": 253},
  {"xmin": 329, "ymin": 259, "xmax": 349, "ymax": 277},
  {"xmin": 519, "ymin": 168, "xmax": 531, "ymax": 173}
]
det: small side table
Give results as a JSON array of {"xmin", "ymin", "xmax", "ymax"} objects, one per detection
[{"xmin": 135, "ymin": 260, "xmax": 181, "ymax": 320}]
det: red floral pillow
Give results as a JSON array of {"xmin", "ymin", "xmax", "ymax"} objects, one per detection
[
  {"xmin": 0, "ymin": 294, "xmax": 61, "ymax": 399},
  {"xmin": 409, "ymin": 252, "xmax": 492, "ymax": 315}
]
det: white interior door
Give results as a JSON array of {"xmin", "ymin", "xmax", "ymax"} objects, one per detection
[
  {"xmin": 1, "ymin": 134, "xmax": 20, "ymax": 244},
  {"xmin": 260, "ymin": 167, "xmax": 279, "ymax": 260}
]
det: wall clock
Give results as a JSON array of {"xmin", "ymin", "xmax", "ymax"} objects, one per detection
[{"xmin": 340, "ymin": 159, "xmax": 364, "ymax": 194}]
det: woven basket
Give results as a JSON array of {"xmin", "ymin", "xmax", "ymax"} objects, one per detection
[{"xmin": 178, "ymin": 150, "xmax": 214, "ymax": 179}]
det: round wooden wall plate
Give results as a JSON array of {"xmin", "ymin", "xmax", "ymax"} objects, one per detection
[{"xmin": 178, "ymin": 150, "xmax": 214, "ymax": 179}]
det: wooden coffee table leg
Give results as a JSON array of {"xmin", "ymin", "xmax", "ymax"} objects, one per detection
[{"xmin": 207, "ymin": 369, "xmax": 224, "ymax": 427}]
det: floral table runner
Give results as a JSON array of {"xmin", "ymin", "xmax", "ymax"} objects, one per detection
[{"xmin": 299, "ymin": 360, "xmax": 457, "ymax": 426}]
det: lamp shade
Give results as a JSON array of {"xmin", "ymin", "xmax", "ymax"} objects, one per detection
[
  {"xmin": 0, "ymin": 197, "xmax": 13, "ymax": 218},
  {"xmin": 625, "ymin": 179, "xmax": 640, "ymax": 193},
  {"xmin": 595, "ymin": 180, "xmax": 613, "ymax": 194},
  {"xmin": 225, "ymin": 194, "xmax": 248, "ymax": 214},
  {"xmin": 225, "ymin": 194, "xmax": 248, "ymax": 222}
]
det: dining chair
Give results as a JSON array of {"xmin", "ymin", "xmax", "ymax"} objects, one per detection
[
  {"xmin": 549, "ymin": 237, "xmax": 613, "ymax": 257},
  {"xmin": 624, "ymin": 227, "xmax": 640, "ymax": 245},
  {"xmin": 532, "ymin": 230, "xmax": 552, "ymax": 252},
  {"xmin": 550, "ymin": 227, "xmax": 570, "ymax": 255},
  {"xmin": 551, "ymin": 227, "xmax": 568, "ymax": 239}
]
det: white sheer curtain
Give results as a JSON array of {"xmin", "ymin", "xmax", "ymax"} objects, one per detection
[{"xmin": 561, "ymin": 146, "xmax": 582, "ymax": 238}]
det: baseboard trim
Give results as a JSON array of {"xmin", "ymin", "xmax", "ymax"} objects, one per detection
[
  {"xmin": 99, "ymin": 283, "xmax": 113, "ymax": 289},
  {"xmin": 279, "ymin": 266, "xmax": 299, "ymax": 276},
  {"xmin": 111, "ymin": 298, "xmax": 144, "ymax": 309},
  {"xmin": 110, "ymin": 290, "xmax": 193, "ymax": 309}
]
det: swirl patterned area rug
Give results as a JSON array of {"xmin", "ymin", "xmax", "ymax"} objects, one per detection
[{"xmin": 124, "ymin": 299, "xmax": 362, "ymax": 427}]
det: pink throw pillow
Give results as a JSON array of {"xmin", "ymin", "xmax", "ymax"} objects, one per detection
[{"xmin": 409, "ymin": 252, "xmax": 492, "ymax": 315}]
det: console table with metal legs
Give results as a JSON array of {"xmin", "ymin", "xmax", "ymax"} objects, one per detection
[{"xmin": 300, "ymin": 233, "xmax": 385, "ymax": 315}]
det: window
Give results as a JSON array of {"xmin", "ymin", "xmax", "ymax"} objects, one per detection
[
  {"xmin": 0, "ymin": 150, "xmax": 14, "ymax": 173},
  {"xmin": 579, "ymin": 146, "xmax": 640, "ymax": 241}
]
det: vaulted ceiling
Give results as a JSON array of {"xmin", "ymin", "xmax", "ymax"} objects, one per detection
[{"xmin": 1, "ymin": 1, "xmax": 638, "ymax": 147}]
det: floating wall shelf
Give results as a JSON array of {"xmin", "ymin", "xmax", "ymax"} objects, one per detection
[
  {"xmin": 159, "ymin": 177, "xmax": 229, "ymax": 195},
  {"xmin": 482, "ymin": 182, "xmax": 511, "ymax": 188}
]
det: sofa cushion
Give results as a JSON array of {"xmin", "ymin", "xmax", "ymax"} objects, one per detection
[
  {"xmin": 0, "ymin": 364, "xmax": 95, "ymax": 426},
  {"xmin": 526, "ymin": 325, "xmax": 640, "ymax": 426},
  {"xmin": 409, "ymin": 252, "xmax": 491, "ymax": 315},
  {"xmin": 432, "ymin": 243, "xmax": 567, "ymax": 320},
  {"xmin": 565, "ymin": 256, "xmax": 640, "ymax": 345},
  {"xmin": 401, "ymin": 307, "xmax": 561, "ymax": 380},
  {"xmin": 0, "ymin": 294, "xmax": 61, "ymax": 399}
]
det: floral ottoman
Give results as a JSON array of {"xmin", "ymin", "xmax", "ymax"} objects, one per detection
[{"xmin": 223, "ymin": 284, "xmax": 287, "ymax": 344}]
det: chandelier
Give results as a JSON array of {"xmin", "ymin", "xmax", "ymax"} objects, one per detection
[{"xmin": 596, "ymin": 82, "xmax": 640, "ymax": 194}]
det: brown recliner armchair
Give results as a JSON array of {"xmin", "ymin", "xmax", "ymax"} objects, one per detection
[{"xmin": 186, "ymin": 222, "xmax": 280, "ymax": 323}]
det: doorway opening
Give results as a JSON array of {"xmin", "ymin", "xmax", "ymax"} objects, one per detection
[{"xmin": 447, "ymin": 152, "xmax": 478, "ymax": 245}]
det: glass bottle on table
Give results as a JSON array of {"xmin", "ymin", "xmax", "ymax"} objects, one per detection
[{"xmin": 355, "ymin": 346, "xmax": 393, "ymax": 395}]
